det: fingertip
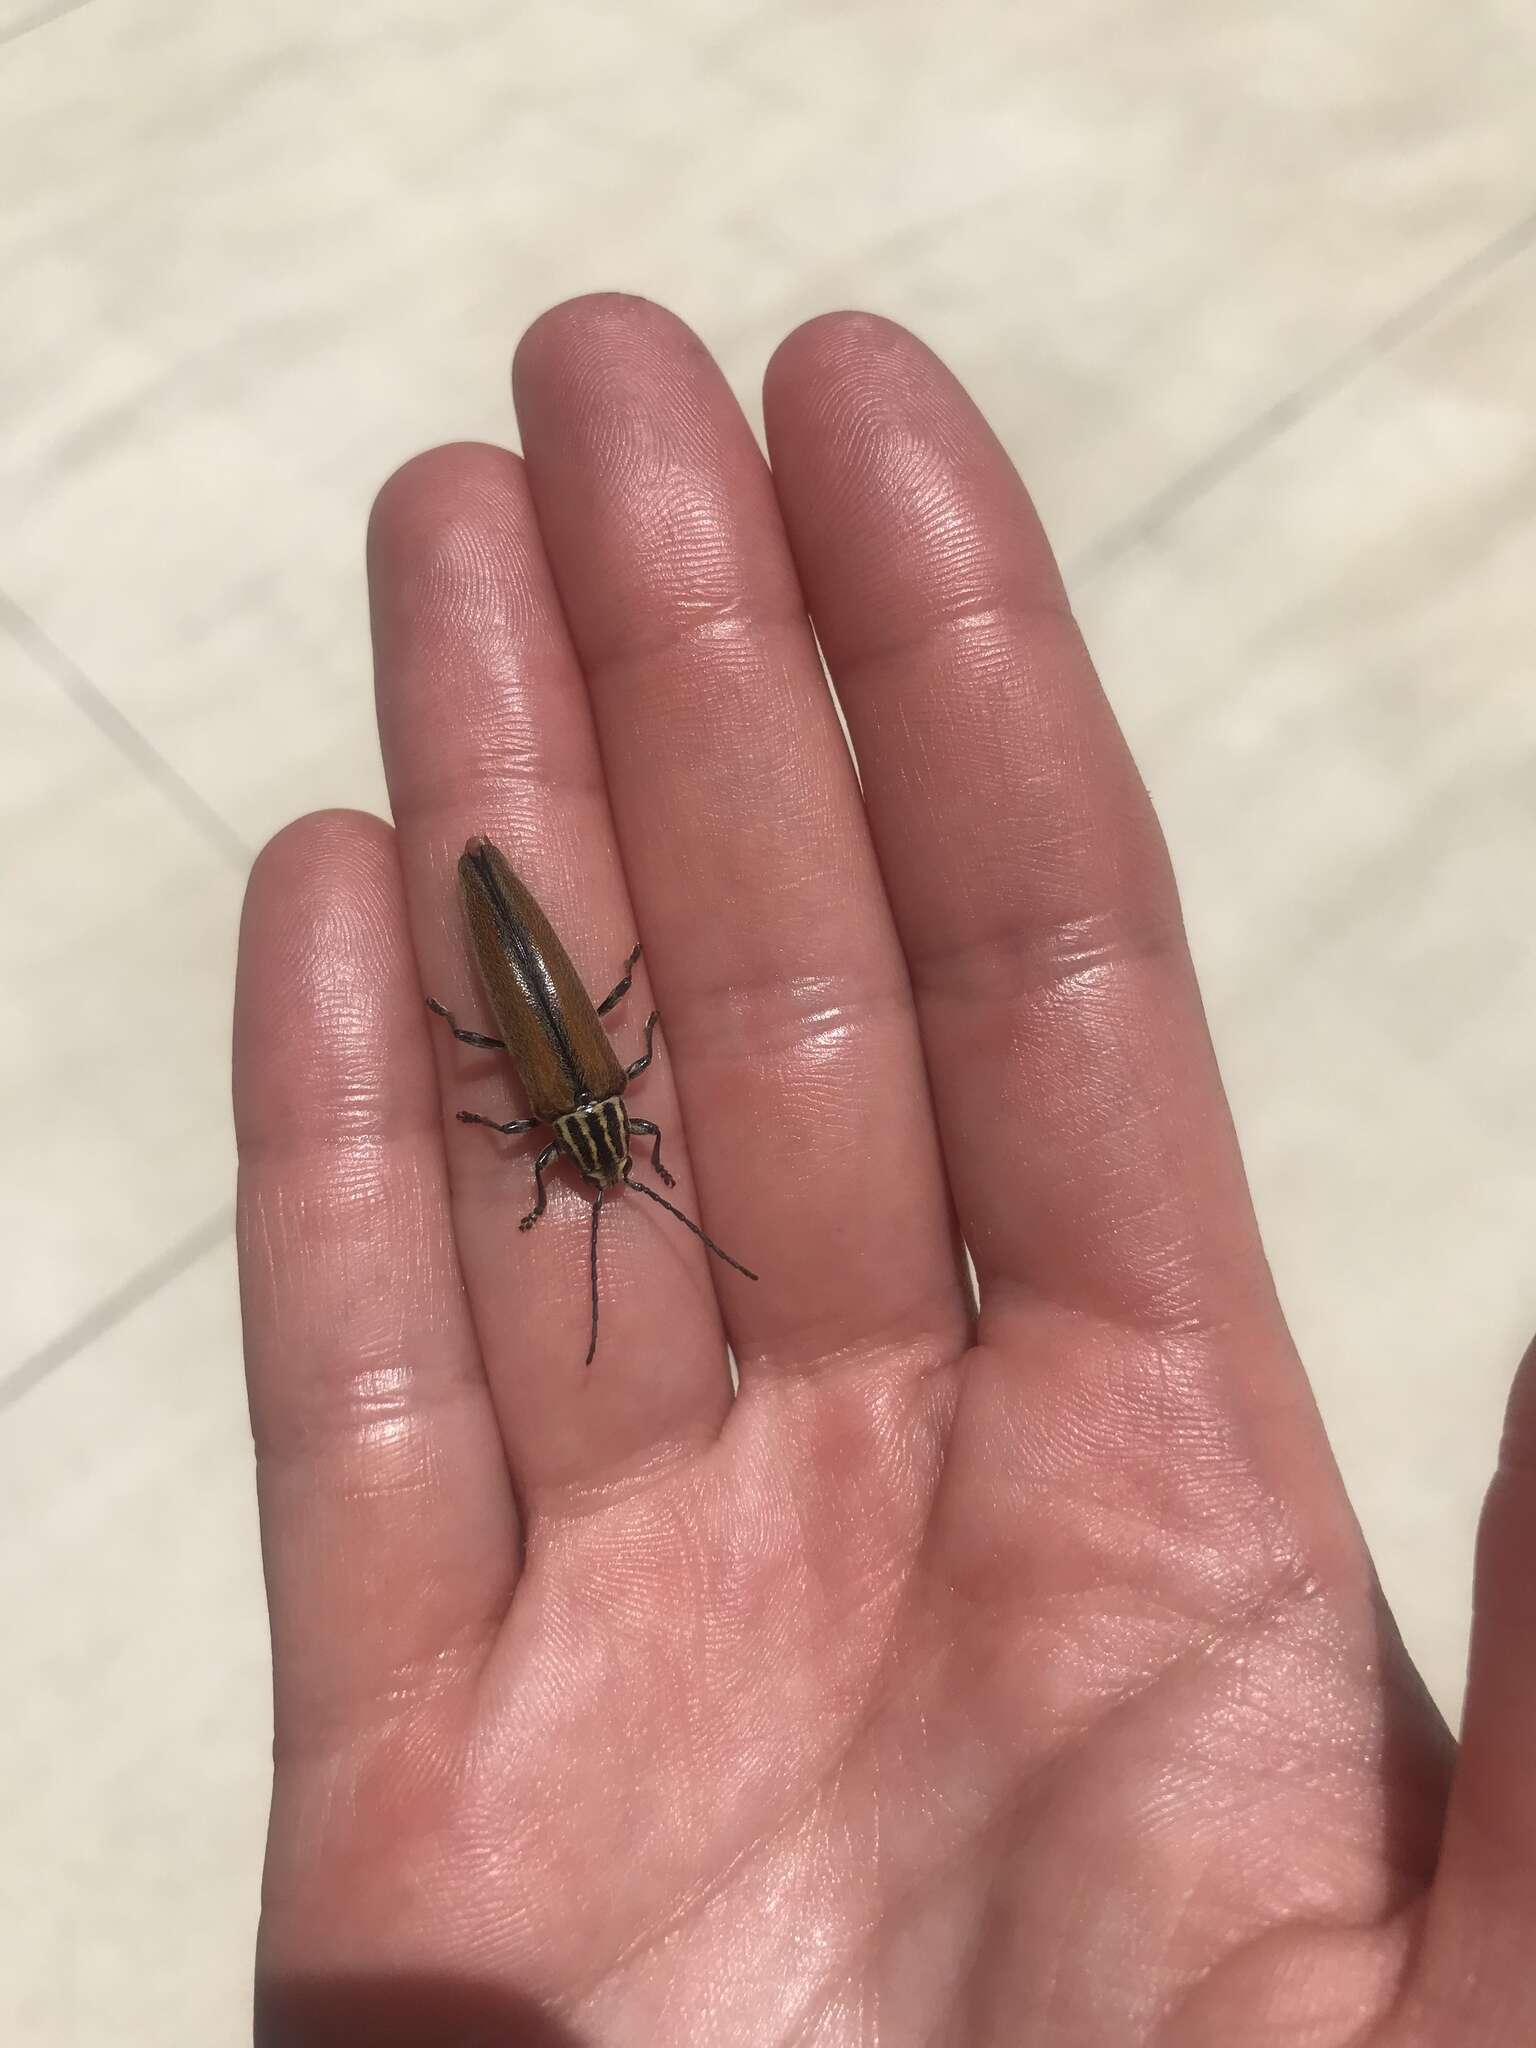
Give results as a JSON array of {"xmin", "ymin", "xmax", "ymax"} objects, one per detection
[
  {"xmin": 512, "ymin": 291, "xmax": 711, "ymax": 411},
  {"xmin": 509, "ymin": 292, "xmax": 784, "ymax": 671},
  {"xmin": 248, "ymin": 805, "xmax": 395, "ymax": 884},
  {"xmin": 369, "ymin": 441, "xmax": 520, "ymax": 557},
  {"xmin": 235, "ymin": 811, "xmax": 425, "ymax": 1156},
  {"xmin": 764, "ymin": 308, "xmax": 939, "ymax": 415},
  {"xmin": 763, "ymin": 309, "xmax": 1063, "ymax": 636},
  {"xmin": 1495, "ymin": 1329, "xmax": 1536, "ymax": 1463},
  {"xmin": 367, "ymin": 442, "xmax": 569, "ymax": 795},
  {"xmin": 367, "ymin": 443, "xmax": 537, "ymax": 644},
  {"xmin": 240, "ymin": 809, "xmax": 400, "ymax": 985}
]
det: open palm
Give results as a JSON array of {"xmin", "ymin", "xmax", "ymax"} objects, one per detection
[{"xmin": 236, "ymin": 298, "xmax": 1533, "ymax": 2046}]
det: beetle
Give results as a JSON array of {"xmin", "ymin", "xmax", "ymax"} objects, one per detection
[{"xmin": 427, "ymin": 836, "xmax": 757, "ymax": 1363}]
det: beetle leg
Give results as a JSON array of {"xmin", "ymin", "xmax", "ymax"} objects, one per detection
[
  {"xmin": 426, "ymin": 997, "xmax": 505, "ymax": 1051},
  {"xmin": 625, "ymin": 1009, "xmax": 661, "ymax": 1081},
  {"xmin": 519, "ymin": 1142, "xmax": 561, "ymax": 1231},
  {"xmin": 457, "ymin": 1111, "xmax": 539, "ymax": 1136},
  {"xmin": 626, "ymin": 1117, "xmax": 675, "ymax": 1188},
  {"xmin": 596, "ymin": 942, "xmax": 643, "ymax": 1017}
]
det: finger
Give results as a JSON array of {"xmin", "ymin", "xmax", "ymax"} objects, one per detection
[
  {"xmin": 1404, "ymin": 1333, "xmax": 1536, "ymax": 2038},
  {"xmin": 368, "ymin": 443, "xmax": 736, "ymax": 1500},
  {"xmin": 764, "ymin": 315, "xmax": 1274, "ymax": 1339},
  {"xmin": 234, "ymin": 812, "xmax": 515, "ymax": 1753},
  {"xmin": 512, "ymin": 294, "xmax": 965, "ymax": 1383}
]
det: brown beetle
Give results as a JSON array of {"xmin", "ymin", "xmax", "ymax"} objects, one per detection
[{"xmin": 428, "ymin": 837, "xmax": 756, "ymax": 1362}]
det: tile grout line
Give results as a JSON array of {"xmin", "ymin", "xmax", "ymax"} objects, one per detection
[
  {"xmin": 1068, "ymin": 200, "xmax": 1536, "ymax": 587},
  {"xmin": 0, "ymin": 1206, "xmax": 237, "ymax": 1418},
  {"xmin": 0, "ymin": 0, "xmax": 95, "ymax": 50},
  {"xmin": 0, "ymin": 588, "xmax": 254, "ymax": 873}
]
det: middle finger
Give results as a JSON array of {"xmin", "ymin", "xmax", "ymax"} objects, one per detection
[{"xmin": 512, "ymin": 294, "xmax": 966, "ymax": 1387}]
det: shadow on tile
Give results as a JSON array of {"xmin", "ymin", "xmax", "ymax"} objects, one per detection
[{"xmin": 257, "ymin": 1973, "xmax": 589, "ymax": 2047}]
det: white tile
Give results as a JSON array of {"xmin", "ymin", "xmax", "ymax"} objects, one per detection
[
  {"xmin": 1081, "ymin": 243, "xmax": 1536, "ymax": 1720},
  {"xmin": 1086, "ymin": 238, "xmax": 1536, "ymax": 1099},
  {"xmin": 0, "ymin": 3, "xmax": 87, "ymax": 48},
  {"xmin": 0, "ymin": 1237, "xmax": 269, "ymax": 2048},
  {"xmin": 0, "ymin": 628, "xmax": 242, "ymax": 1374},
  {"xmin": 2, "ymin": 4, "xmax": 1534, "ymax": 844},
  {"xmin": 705, "ymin": 7, "xmax": 1536, "ymax": 528}
]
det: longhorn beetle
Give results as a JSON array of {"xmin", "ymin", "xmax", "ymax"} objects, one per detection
[{"xmin": 428, "ymin": 836, "xmax": 757, "ymax": 1363}]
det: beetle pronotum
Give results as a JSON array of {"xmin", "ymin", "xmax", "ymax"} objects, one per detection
[{"xmin": 428, "ymin": 836, "xmax": 757, "ymax": 1363}]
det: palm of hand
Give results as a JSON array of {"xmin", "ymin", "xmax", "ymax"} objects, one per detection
[{"xmin": 237, "ymin": 300, "xmax": 1530, "ymax": 2046}]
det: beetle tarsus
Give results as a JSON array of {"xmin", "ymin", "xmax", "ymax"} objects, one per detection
[
  {"xmin": 625, "ymin": 1010, "xmax": 660, "ymax": 1081},
  {"xmin": 427, "ymin": 997, "xmax": 506, "ymax": 1052},
  {"xmin": 596, "ymin": 943, "xmax": 643, "ymax": 1017},
  {"xmin": 628, "ymin": 1116, "xmax": 674, "ymax": 1187},
  {"xmin": 457, "ymin": 1110, "xmax": 538, "ymax": 1136},
  {"xmin": 519, "ymin": 1141, "xmax": 559, "ymax": 1230}
]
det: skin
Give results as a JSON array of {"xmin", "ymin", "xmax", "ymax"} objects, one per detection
[{"xmin": 234, "ymin": 296, "xmax": 1536, "ymax": 2047}]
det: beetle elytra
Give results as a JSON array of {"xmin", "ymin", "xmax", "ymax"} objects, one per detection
[{"xmin": 428, "ymin": 836, "xmax": 756, "ymax": 1363}]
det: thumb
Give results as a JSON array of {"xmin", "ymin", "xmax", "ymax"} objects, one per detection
[{"xmin": 1398, "ymin": 1332, "xmax": 1536, "ymax": 2041}]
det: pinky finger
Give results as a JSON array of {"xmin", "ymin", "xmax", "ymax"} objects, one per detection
[{"xmin": 235, "ymin": 811, "xmax": 518, "ymax": 1762}]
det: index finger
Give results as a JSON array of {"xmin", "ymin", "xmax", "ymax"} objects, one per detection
[{"xmin": 512, "ymin": 297, "xmax": 968, "ymax": 1385}]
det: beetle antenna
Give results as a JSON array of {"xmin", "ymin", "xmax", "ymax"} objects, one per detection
[
  {"xmin": 626, "ymin": 1176, "xmax": 758, "ymax": 1281},
  {"xmin": 585, "ymin": 1189, "xmax": 605, "ymax": 1367}
]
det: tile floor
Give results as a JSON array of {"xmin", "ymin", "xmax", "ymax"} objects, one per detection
[{"xmin": 2, "ymin": 2, "xmax": 1533, "ymax": 2039}]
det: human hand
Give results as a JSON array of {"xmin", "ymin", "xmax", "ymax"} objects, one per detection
[{"xmin": 235, "ymin": 296, "xmax": 1534, "ymax": 2045}]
